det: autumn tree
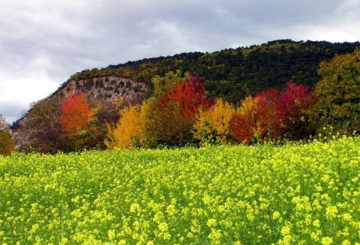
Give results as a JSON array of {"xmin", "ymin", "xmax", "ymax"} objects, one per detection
[
  {"xmin": 142, "ymin": 98, "xmax": 195, "ymax": 146},
  {"xmin": 0, "ymin": 115, "xmax": 15, "ymax": 156},
  {"xmin": 276, "ymin": 82, "xmax": 315, "ymax": 139},
  {"xmin": 59, "ymin": 92, "xmax": 92, "ymax": 137},
  {"xmin": 230, "ymin": 88, "xmax": 279, "ymax": 143},
  {"xmin": 15, "ymin": 96, "xmax": 66, "ymax": 153},
  {"xmin": 193, "ymin": 98, "xmax": 236, "ymax": 145},
  {"xmin": 160, "ymin": 73, "xmax": 214, "ymax": 118},
  {"xmin": 308, "ymin": 48, "xmax": 360, "ymax": 135},
  {"xmin": 106, "ymin": 95, "xmax": 199, "ymax": 149},
  {"xmin": 230, "ymin": 114, "xmax": 256, "ymax": 144},
  {"xmin": 79, "ymin": 99, "xmax": 123, "ymax": 150},
  {"xmin": 146, "ymin": 73, "xmax": 214, "ymax": 145},
  {"xmin": 105, "ymin": 103, "xmax": 147, "ymax": 149}
]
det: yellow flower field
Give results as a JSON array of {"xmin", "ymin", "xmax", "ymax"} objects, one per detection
[{"xmin": 0, "ymin": 137, "xmax": 360, "ymax": 244}]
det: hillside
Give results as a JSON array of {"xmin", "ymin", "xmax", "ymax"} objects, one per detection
[
  {"xmin": 63, "ymin": 39, "xmax": 360, "ymax": 103},
  {"xmin": 13, "ymin": 39, "xmax": 360, "ymax": 129},
  {"xmin": 10, "ymin": 39, "xmax": 360, "ymax": 152}
]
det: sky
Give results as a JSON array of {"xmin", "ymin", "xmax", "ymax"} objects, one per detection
[{"xmin": 0, "ymin": 0, "xmax": 360, "ymax": 123}]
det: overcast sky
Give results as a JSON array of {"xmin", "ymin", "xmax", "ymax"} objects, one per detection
[{"xmin": 0, "ymin": 0, "xmax": 359, "ymax": 123}]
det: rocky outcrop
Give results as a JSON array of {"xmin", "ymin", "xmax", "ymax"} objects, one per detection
[{"xmin": 59, "ymin": 76, "xmax": 148, "ymax": 102}]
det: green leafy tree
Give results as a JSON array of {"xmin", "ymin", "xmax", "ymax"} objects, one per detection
[{"xmin": 309, "ymin": 48, "xmax": 360, "ymax": 135}]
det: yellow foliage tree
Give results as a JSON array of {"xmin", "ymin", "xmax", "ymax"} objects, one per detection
[
  {"xmin": 193, "ymin": 98, "xmax": 236, "ymax": 145},
  {"xmin": 105, "ymin": 99, "xmax": 160, "ymax": 149},
  {"xmin": 238, "ymin": 96, "xmax": 260, "ymax": 121},
  {"xmin": 105, "ymin": 104, "xmax": 144, "ymax": 149},
  {"xmin": 106, "ymin": 95, "xmax": 201, "ymax": 149}
]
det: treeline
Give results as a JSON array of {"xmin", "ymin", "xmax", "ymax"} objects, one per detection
[{"xmin": 1, "ymin": 48, "xmax": 359, "ymax": 155}]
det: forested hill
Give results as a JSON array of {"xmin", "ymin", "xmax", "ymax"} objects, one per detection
[
  {"xmin": 12, "ymin": 39, "xmax": 360, "ymax": 130},
  {"xmin": 8, "ymin": 39, "xmax": 360, "ymax": 153},
  {"xmin": 63, "ymin": 39, "xmax": 360, "ymax": 104}
]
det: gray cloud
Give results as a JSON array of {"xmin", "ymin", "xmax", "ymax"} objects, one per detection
[
  {"xmin": 0, "ymin": 0, "xmax": 359, "ymax": 122},
  {"xmin": 0, "ymin": 102, "xmax": 27, "ymax": 124}
]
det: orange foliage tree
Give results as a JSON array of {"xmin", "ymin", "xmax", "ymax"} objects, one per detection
[
  {"xmin": 231, "ymin": 88, "xmax": 279, "ymax": 143},
  {"xmin": 254, "ymin": 88, "xmax": 280, "ymax": 140},
  {"xmin": 106, "ymin": 95, "xmax": 200, "ymax": 149},
  {"xmin": 146, "ymin": 73, "xmax": 215, "ymax": 146},
  {"xmin": 59, "ymin": 92, "xmax": 92, "ymax": 137},
  {"xmin": 230, "ymin": 114, "xmax": 256, "ymax": 144}
]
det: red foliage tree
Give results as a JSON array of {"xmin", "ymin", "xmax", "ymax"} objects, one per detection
[
  {"xmin": 255, "ymin": 87, "xmax": 280, "ymax": 139},
  {"xmin": 230, "ymin": 114, "xmax": 255, "ymax": 144},
  {"xmin": 230, "ymin": 88, "xmax": 280, "ymax": 143},
  {"xmin": 160, "ymin": 73, "xmax": 214, "ymax": 118},
  {"xmin": 276, "ymin": 82, "xmax": 315, "ymax": 138},
  {"xmin": 59, "ymin": 92, "xmax": 92, "ymax": 136}
]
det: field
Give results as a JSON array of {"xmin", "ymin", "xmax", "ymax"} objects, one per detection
[{"xmin": 1, "ymin": 137, "xmax": 360, "ymax": 244}]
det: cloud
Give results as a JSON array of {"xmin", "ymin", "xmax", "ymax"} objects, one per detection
[
  {"xmin": 0, "ymin": 0, "xmax": 359, "ymax": 122},
  {"xmin": 0, "ymin": 102, "xmax": 28, "ymax": 124}
]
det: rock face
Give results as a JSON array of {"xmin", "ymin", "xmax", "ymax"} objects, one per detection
[{"xmin": 59, "ymin": 76, "xmax": 148, "ymax": 102}]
